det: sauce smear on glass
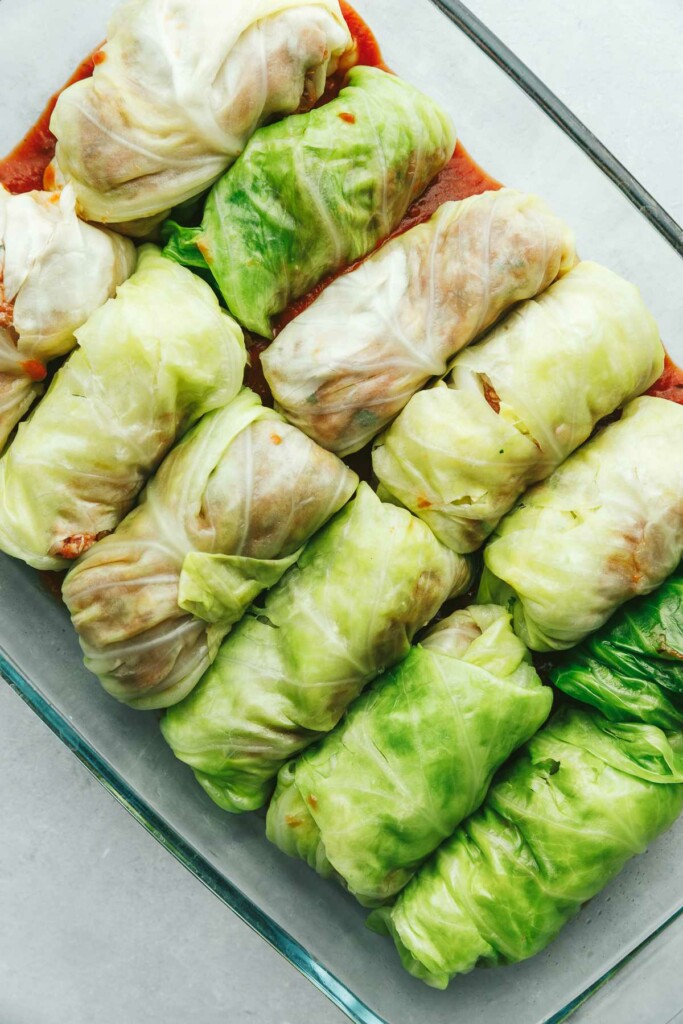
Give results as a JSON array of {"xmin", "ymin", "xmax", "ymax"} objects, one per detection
[
  {"xmin": 648, "ymin": 356, "xmax": 683, "ymax": 406},
  {"xmin": 0, "ymin": 50, "xmax": 99, "ymax": 193}
]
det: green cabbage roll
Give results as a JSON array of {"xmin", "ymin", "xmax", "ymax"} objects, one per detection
[
  {"xmin": 164, "ymin": 66, "xmax": 456, "ymax": 338},
  {"xmin": 50, "ymin": 0, "xmax": 353, "ymax": 229},
  {"xmin": 0, "ymin": 246, "xmax": 245, "ymax": 570},
  {"xmin": 161, "ymin": 483, "xmax": 473, "ymax": 813},
  {"xmin": 552, "ymin": 568, "xmax": 683, "ymax": 730},
  {"xmin": 263, "ymin": 189, "xmax": 576, "ymax": 456},
  {"xmin": 266, "ymin": 604, "xmax": 551, "ymax": 905},
  {"xmin": 374, "ymin": 261, "xmax": 663, "ymax": 551},
  {"xmin": 369, "ymin": 707, "xmax": 683, "ymax": 988},
  {"xmin": 62, "ymin": 389, "xmax": 358, "ymax": 711},
  {"xmin": 479, "ymin": 396, "xmax": 683, "ymax": 651}
]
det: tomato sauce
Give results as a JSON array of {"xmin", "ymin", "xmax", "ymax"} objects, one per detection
[
  {"xmin": 0, "ymin": 49, "xmax": 99, "ymax": 194},
  {"xmin": 648, "ymin": 355, "xmax": 683, "ymax": 406},
  {"xmin": 245, "ymin": 335, "xmax": 275, "ymax": 408},
  {"xmin": 340, "ymin": 0, "xmax": 388, "ymax": 70}
]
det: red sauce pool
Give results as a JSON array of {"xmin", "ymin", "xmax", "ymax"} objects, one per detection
[
  {"xmin": 340, "ymin": 0, "xmax": 388, "ymax": 70},
  {"xmin": 648, "ymin": 355, "xmax": 683, "ymax": 406},
  {"xmin": 0, "ymin": 49, "xmax": 100, "ymax": 194}
]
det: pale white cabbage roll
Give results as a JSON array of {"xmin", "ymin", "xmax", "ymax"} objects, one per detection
[
  {"xmin": 374, "ymin": 261, "xmax": 664, "ymax": 552},
  {"xmin": 49, "ymin": 0, "xmax": 354, "ymax": 227},
  {"xmin": 262, "ymin": 189, "xmax": 576, "ymax": 456},
  {"xmin": 63, "ymin": 389, "xmax": 357, "ymax": 710},
  {"xmin": 479, "ymin": 397, "xmax": 683, "ymax": 651},
  {"xmin": 0, "ymin": 185, "xmax": 135, "ymax": 450}
]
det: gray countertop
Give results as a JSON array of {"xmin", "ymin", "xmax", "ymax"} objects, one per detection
[{"xmin": 1, "ymin": 1, "xmax": 682, "ymax": 1022}]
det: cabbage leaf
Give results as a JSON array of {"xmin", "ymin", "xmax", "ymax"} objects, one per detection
[{"xmin": 552, "ymin": 567, "xmax": 683, "ymax": 730}]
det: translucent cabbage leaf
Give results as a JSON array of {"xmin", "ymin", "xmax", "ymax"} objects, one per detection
[
  {"xmin": 266, "ymin": 604, "xmax": 552, "ymax": 905},
  {"xmin": 62, "ymin": 388, "xmax": 357, "ymax": 710},
  {"xmin": 374, "ymin": 261, "xmax": 664, "ymax": 551},
  {"xmin": 264, "ymin": 189, "xmax": 576, "ymax": 455},
  {"xmin": 552, "ymin": 567, "xmax": 683, "ymax": 730},
  {"xmin": 0, "ymin": 246, "xmax": 245, "ymax": 570},
  {"xmin": 479, "ymin": 397, "xmax": 683, "ymax": 650},
  {"xmin": 161, "ymin": 483, "xmax": 473, "ymax": 812},
  {"xmin": 49, "ymin": 0, "xmax": 353, "ymax": 228},
  {"xmin": 0, "ymin": 185, "xmax": 135, "ymax": 450},
  {"xmin": 164, "ymin": 66, "xmax": 456, "ymax": 337},
  {"xmin": 369, "ymin": 707, "xmax": 683, "ymax": 988}
]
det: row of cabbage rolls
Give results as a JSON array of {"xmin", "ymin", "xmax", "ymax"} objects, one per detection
[
  {"xmin": 1, "ymin": 0, "xmax": 682, "ymax": 987},
  {"xmin": 0, "ymin": 0, "xmax": 357, "ymax": 447}
]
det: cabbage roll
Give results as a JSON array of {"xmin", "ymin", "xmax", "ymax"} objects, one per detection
[
  {"xmin": 369, "ymin": 707, "xmax": 683, "ymax": 987},
  {"xmin": 49, "ymin": 0, "xmax": 353, "ymax": 228},
  {"xmin": 552, "ymin": 568, "xmax": 683, "ymax": 730},
  {"xmin": 0, "ymin": 246, "xmax": 245, "ymax": 571},
  {"xmin": 62, "ymin": 389, "xmax": 357, "ymax": 710},
  {"xmin": 264, "ymin": 189, "xmax": 576, "ymax": 455},
  {"xmin": 0, "ymin": 185, "xmax": 135, "ymax": 450},
  {"xmin": 374, "ymin": 261, "xmax": 663, "ymax": 551},
  {"xmin": 478, "ymin": 397, "xmax": 683, "ymax": 651},
  {"xmin": 164, "ymin": 66, "xmax": 456, "ymax": 338},
  {"xmin": 161, "ymin": 483, "xmax": 473, "ymax": 813},
  {"xmin": 266, "ymin": 605, "xmax": 551, "ymax": 905}
]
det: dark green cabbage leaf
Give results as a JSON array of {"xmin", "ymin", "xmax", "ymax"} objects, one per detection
[
  {"xmin": 552, "ymin": 567, "xmax": 683, "ymax": 730},
  {"xmin": 369, "ymin": 707, "xmax": 683, "ymax": 987}
]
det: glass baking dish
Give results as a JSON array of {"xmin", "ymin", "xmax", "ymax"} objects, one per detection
[{"xmin": 1, "ymin": 1, "xmax": 681, "ymax": 1021}]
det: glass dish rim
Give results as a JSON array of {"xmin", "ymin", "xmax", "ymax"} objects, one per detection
[{"xmin": 2, "ymin": 2, "xmax": 682, "ymax": 1021}]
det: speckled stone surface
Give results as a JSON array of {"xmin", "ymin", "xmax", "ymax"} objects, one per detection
[{"xmin": 1, "ymin": 1, "xmax": 682, "ymax": 1022}]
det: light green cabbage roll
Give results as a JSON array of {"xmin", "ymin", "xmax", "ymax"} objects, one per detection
[
  {"xmin": 0, "ymin": 246, "xmax": 245, "ymax": 570},
  {"xmin": 0, "ymin": 185, "xmax": 135, "ymax": 450},
  {"xmin": 479, "ymin": 396, "xmax": 683, "ymax": 651},
  {"xmin": 62, "ymin": 389, "xmax": 357, "ymax": 710},
  {"xmin": 374, "ymin": 261, "xmax": 664, "ymax": 551},
  {"xmin": 266, "ymin": 604, "xmax": 552, "ymax": 905},
  {"xmin": 161, "ymin": 483, "xmax": 473, "ymax": 812},
  {"xmin": 50, "ymin": 0, "xmax": 353, "ymax": 228},
  {"xmin": 263, "ymin": 189, "xmax": 576, "ymax": 456},
  {"xmin": 369, "ymin": 707, "xmax": 683, "ymax": 987},
  {"xmin": 164, "ymin": 66, "xmax": 456, "ymax": 337},
  {"xmin": 551, "ymin": 567, "xmax": 683, "ymax": 730}
]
